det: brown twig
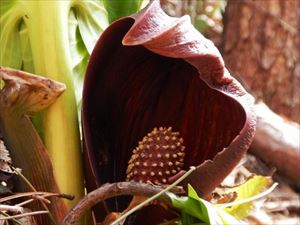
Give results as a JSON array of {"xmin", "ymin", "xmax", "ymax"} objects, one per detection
[
  {"xmin": 61, "ymin": 182, "xmax": 175, "ymax": 225},
  {"xmin": 0, "ymin": 191, "xmax": 73, "ymax": 225},
  {"xmin": 0, "ymin": 211, "xmax": 49, "ymax": 220},
  {"xmin": 0, "ymin": 192, "xmax": 73, "ymax": 204}
]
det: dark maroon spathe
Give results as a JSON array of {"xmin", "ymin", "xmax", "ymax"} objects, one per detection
[{"xmin": 82, "ymin": 0, "xmax": 256, "ymax": 223}]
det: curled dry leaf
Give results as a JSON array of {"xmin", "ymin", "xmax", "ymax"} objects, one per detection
[
  {"xmin": 82, "ymin": 0, "xmax": 256, "ymax": 224},
  {"xmin": 0, "ymin": 67, "xmax": 67, "ymax": 224},
  {"xmin": 0, "ymin": 139, "xmax": 16, "ymax": 193},
  {"xmin": 0, "ymin": 139, "xmax": 13, "ymax": 174}
]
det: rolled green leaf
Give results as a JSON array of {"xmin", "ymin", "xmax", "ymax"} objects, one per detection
[{"xmin": 0, "ymin": 0, "xmax": 108, "ymax": 210}]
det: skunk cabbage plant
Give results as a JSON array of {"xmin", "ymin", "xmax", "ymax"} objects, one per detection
[{"xmin": 82, "ymin": 0, "xmax": 256, "ymax": 224}]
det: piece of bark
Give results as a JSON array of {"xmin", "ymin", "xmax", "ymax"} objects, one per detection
[
  {"xmin": 250, "ymin": 102, "xmax": 300, "ymax": 187},
  {"xmin": 222, "ymin": 0, "xmax": 300, "ymax": 123}
]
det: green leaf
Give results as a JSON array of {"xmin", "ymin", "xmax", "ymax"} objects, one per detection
[
  {"xmin": 0, "ymin": 0, "xmax": 23, "ymax": 69},
  {"xmin": 0, "ymin": 0, "xmax": 109, "ymax": 116},
  {"xmin": 223, "ymin": 176, "xmax": 272, "ymax": 219},
  {"xmin": 72, "ymin": 1, "xmax": 108, "ymax": 54},
  {"xmin": 103, "ymin": 0, "xmax": 147, "ymax": 23},
  {"xmin": 68, "ymin": 1, "xmax": 108, "ymax": 113},
  {"xmin": 168, "ymin": 185, "xmax": 245, "ymax": 225},
  {"xmin": 0, "ymin": 0, "xmax": 108, "ymax": 212},
  {"xmin": 194, "ymin": 17, "xmax": 209, "ymax": 33}
]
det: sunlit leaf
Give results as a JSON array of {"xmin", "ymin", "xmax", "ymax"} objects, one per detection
[
  {"xmin": 168, "ymin": 185, "xmax": 245, "ymax": 225},
  {"xmin": 223, "ymin": 176, "xmax": 272, "ymax": 219}
]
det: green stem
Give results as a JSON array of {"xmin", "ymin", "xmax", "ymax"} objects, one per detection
[{"xmin": 23, "ymin": 1, "xmax": 84, "ymax": 208}]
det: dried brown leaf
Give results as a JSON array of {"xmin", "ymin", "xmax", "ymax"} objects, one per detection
[{"xmin": 0, "ymin": 67, "xmax": 67, "ymax": 224}]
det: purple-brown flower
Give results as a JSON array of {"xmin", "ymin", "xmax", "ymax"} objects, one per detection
[{"xmin": 82, "ymin": 0, "xmax": 256, "ymax": 223}]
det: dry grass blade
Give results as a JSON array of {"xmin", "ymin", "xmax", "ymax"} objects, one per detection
[
  {"xmin": 0, "ymin": 192, "xmax": 71, "ymax": 204},
  {"xmin": 0, "ymin": 190, "xmax": 73, "ymax": 225},
  {"xmin": 0, "ymin": 210, "xmax": 49, "ymax": 220}
]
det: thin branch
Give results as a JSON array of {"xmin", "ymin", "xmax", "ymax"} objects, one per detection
[
  {"xmin": 0, "ymin": 211, "xmax": 23, "ymax": 225},
  {"xmin": 61, "ymin": 182, "xmax": 171, "ymax": 225},
  {"xmin": 0, "ymin": 211, "xmax": 49, "ymax": 220},
  {"xmin": 0, "ymin": 192, "xmax": 71, "ymax": 204},
  {"xmin": 12, "ymin": 167, "xmax": 36, "ymax": 192},
  {"xmin": 15, "ymin": 192, "xmax": 74, "ymax": 207},
  {"xmin": 15, "ymin": 199, "xmax": 36, "ymax": 207}
]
